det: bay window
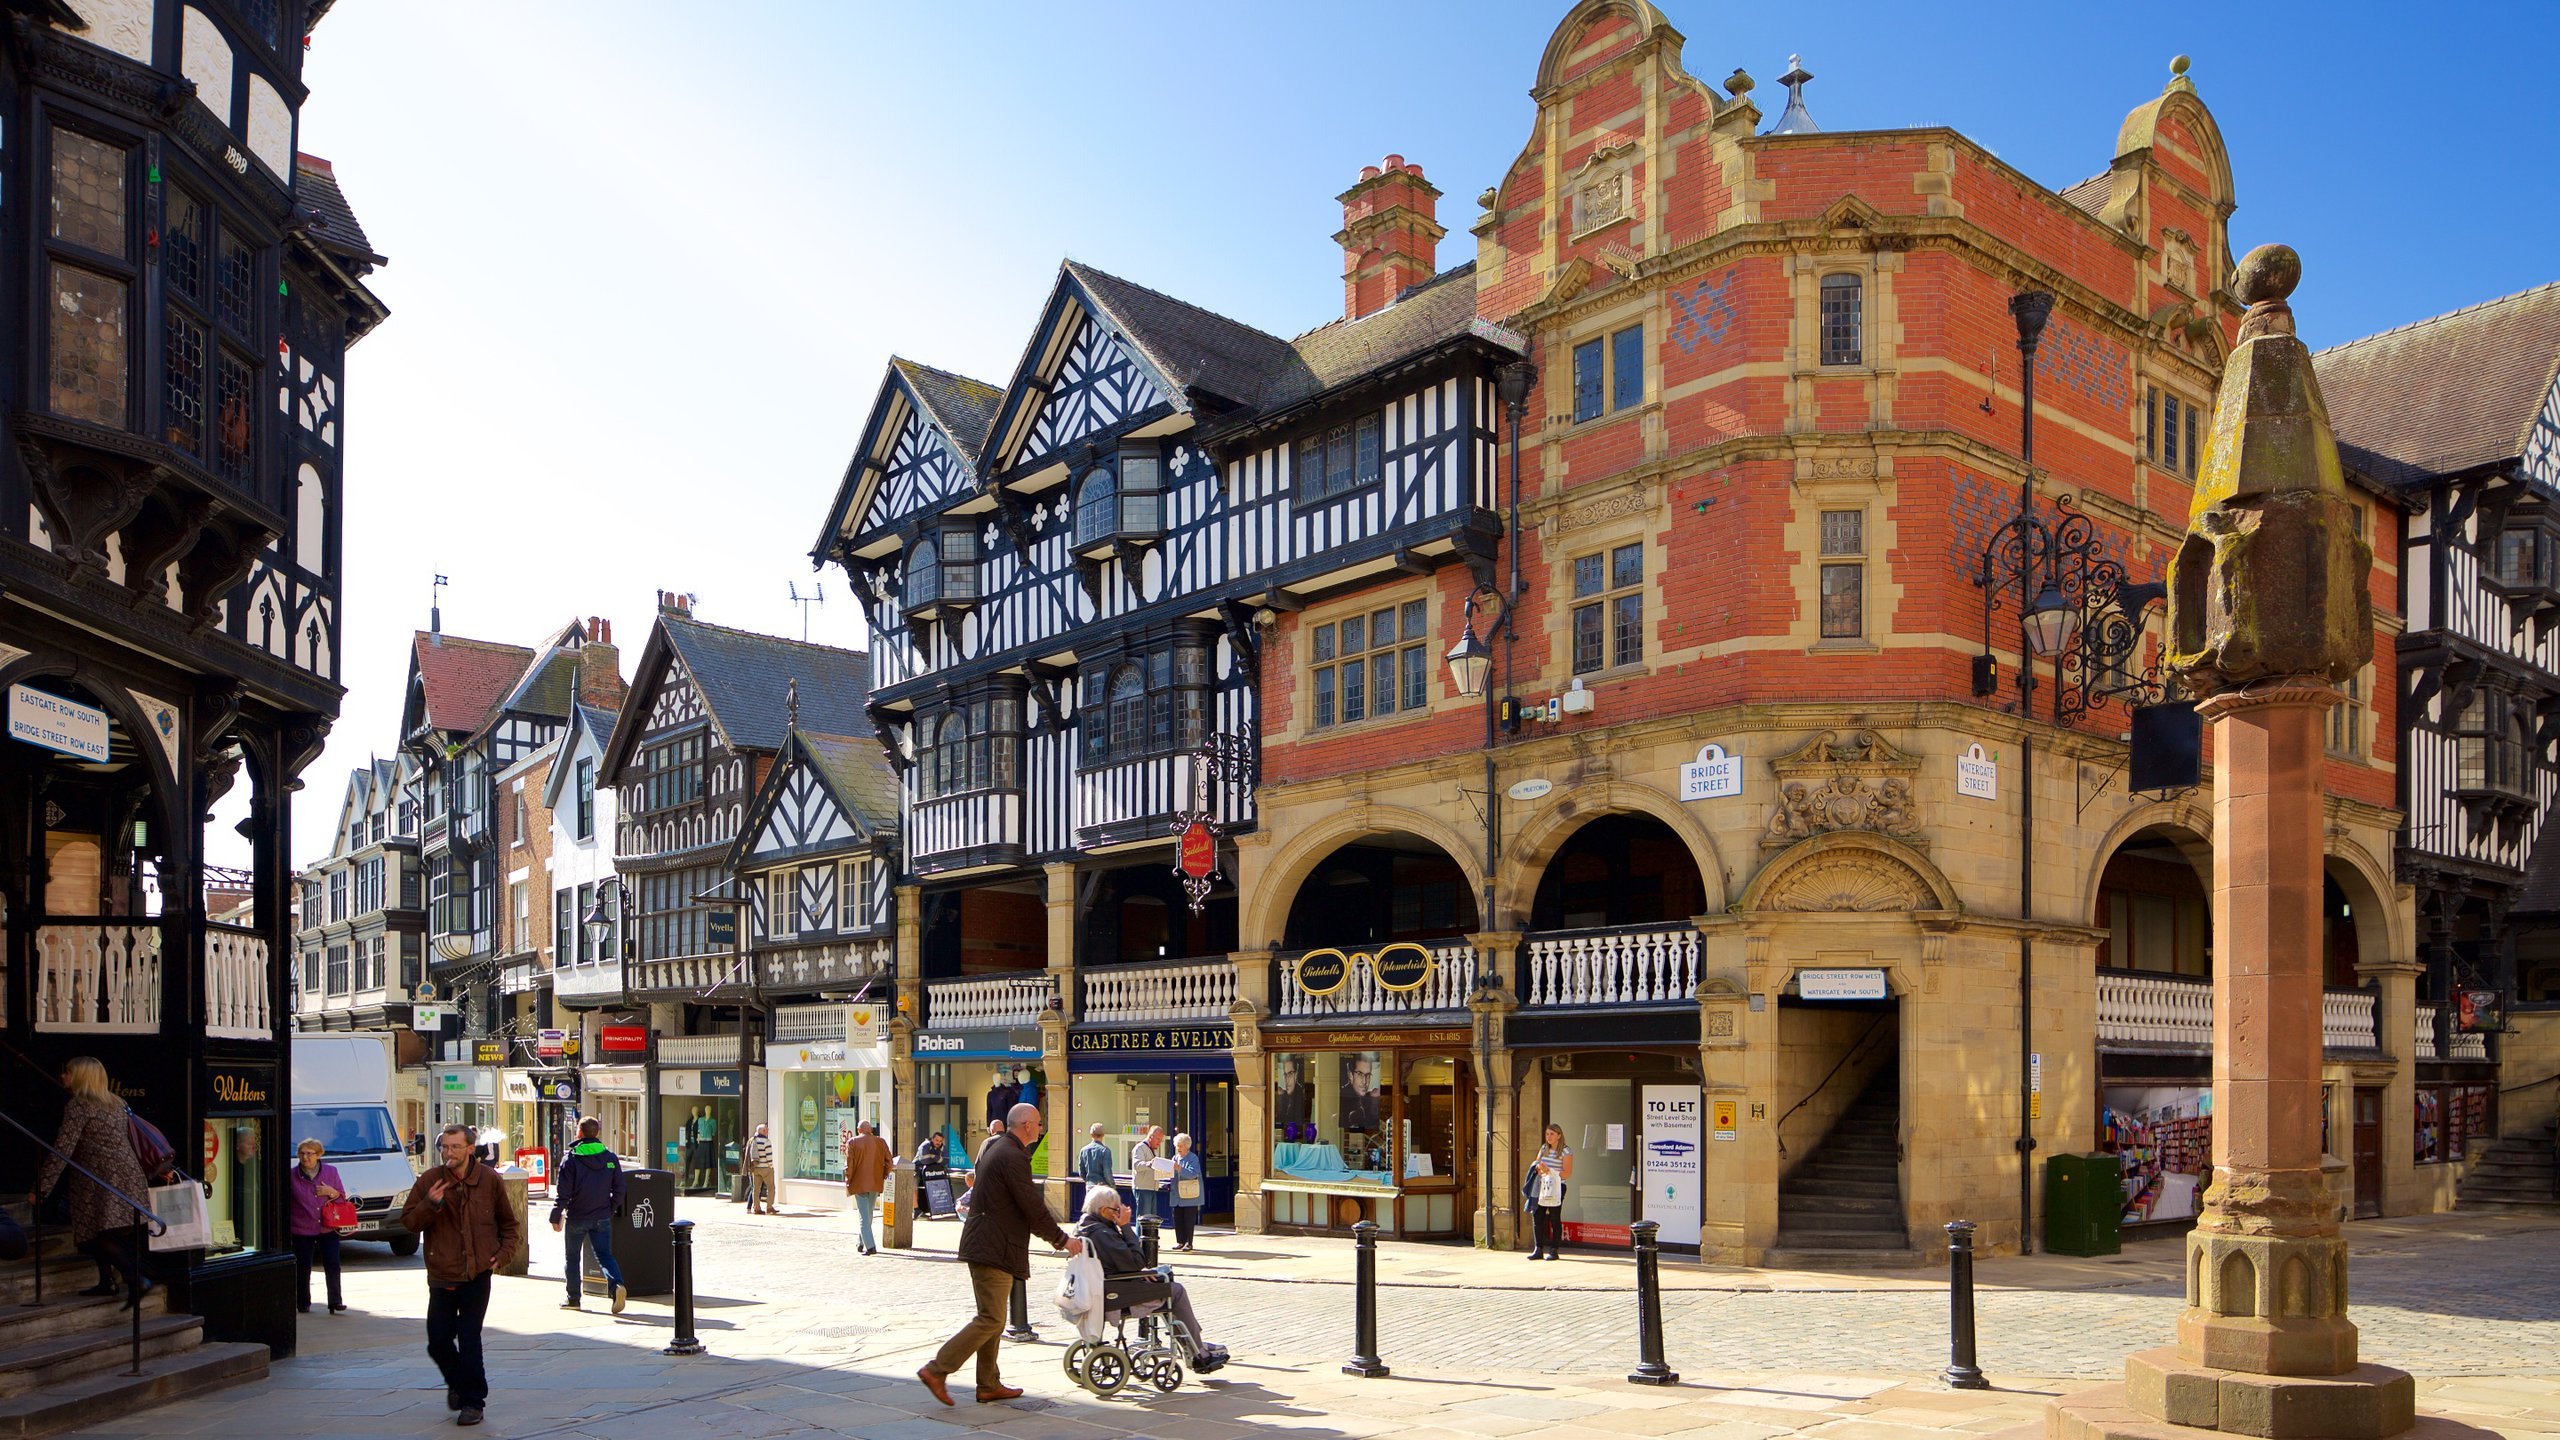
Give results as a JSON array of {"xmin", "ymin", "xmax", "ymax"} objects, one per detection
[
  {"xmin": 1079, "ymin": 634, "xmax": 1210, "ymax": 766},
  {"xmin": 918, "ymin": 693, "xmax": 1020, "ymax": 800},
  {"xmin": 45, "ymin": 125, "xmax": 136, "ymax": 429},
  {"xmin": 1075, "ymin": 441, "xmax": 1166, "ymax": 552}
]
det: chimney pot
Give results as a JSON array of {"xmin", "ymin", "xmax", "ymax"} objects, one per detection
[
  {"xmin": 1360, "ymin": 165, "xmax": 1381, "ymax": 181},
  {"xmin": 1383, "ymin": 154, "xmax": 1404, "ymax": 170}
]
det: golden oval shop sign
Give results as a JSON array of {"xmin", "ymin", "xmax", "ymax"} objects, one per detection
[{"xmin": 1298, "ymin": 944, "xmax": 1437, "ymax": 995}]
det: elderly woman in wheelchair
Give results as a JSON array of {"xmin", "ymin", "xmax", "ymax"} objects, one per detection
[{"xmin": 1062, "ymin": 1185, "xmax": 1228, "ymax": 1395}]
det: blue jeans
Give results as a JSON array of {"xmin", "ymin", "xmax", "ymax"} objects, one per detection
[
  {"xmin": 852, "ymin": 1192, "xmax": 878, "ymax": 1250},
  {"xmin": 1132, "ymin": 1185, "xmax": 1158, "ymax": 1222},
  {"xmin": 562, "ymin": 1218, "xmax": 623, "ymax": 1302}
]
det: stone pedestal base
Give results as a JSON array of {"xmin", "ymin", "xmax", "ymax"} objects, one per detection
[
  {"xmin": 2039, "ymin": 1370, "xmax": 2458, "ymax": 1440},
  {"xmin": 2176, "ymin": 1229, "xmax": 2357, "ymax": 1376},
  {"xmin": 2124, "ymin": 1348, "xmax": 2413, "ymax": 1437}
]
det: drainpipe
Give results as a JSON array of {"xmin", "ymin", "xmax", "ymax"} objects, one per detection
[{"xmin": 2009, "ymin": 293, "xmax": 2049, "ymax": 1256}]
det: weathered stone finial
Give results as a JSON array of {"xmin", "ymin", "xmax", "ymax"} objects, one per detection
[
  {"xmin": 1725, "ymin": 67, "xmax": 1754, "ymax": 97},
  {"xmin": 2166, "ymin": 244, "xmax": 2373, "ymax": 697},
  {"xmin": 2167, "ymin": 53, "xmax": 2194, "ymax": 92}
]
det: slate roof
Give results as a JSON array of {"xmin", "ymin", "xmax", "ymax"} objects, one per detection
[
  {"xmin": 295, "ymin": 154, "xmax": 382, "ymax": 269},
  {"xmin": 2057, "ymin": 172, "xmax": 2111, "ymax": 219},
  {"xmin": 411, "ymin": 632, "xmax": 533, "ymax": 737},
  {"xmin": 661, "ymin": 617, "xmax": 873, "ymax": 753},
  {"xmin": 1255, "ymin": 263, "xmax": 1521, "ymax": 415},
  {"xmin": 799, "ymin": 732, "xmax": 902, "ymax": 835},
  {"xmin": 1066, "ymin": 260, "xmax": 1302, "ymax": 410},
  {"xmin": 894, "ymin": 359, "xmax": 1002, "ymax": 456},
  {"xmin": 2312, "ymin": 280, "xmax": 2560, "ymax": 487}
]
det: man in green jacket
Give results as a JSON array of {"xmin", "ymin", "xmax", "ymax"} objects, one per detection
[{"xmin": 916, "ymin": 1102, "xmax": 1082, "ymax": 1406}]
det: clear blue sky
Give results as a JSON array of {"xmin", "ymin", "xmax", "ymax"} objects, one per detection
[{"xmin": 264, "ymin": 0, "xmax": 2560, "ymax": 864}]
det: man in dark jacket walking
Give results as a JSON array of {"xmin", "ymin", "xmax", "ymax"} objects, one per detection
[
  {"xmin": 400, "ymin": 1123, "xmax": 522, "ymax": 1428},
  {"xmin": 548, "ymin": 1117, "xmax": 626, "ymax": 1314},
  {"xmin": 916, "ymin": 1102, "xmax": 1082, "ymax": 1407}
]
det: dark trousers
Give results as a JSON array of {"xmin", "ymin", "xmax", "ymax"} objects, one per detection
[
  {"xmin": 1533, "ymin": 1202, "xmax": 1565, "ymax": 1255},
  {"xmin": 80, "ymin": 1232, "xmax": 140, "ymax": 1294},
  {"xmin": 292, "ymin": 1231, "xmax": 344, "ymax": 1309},
  {"xmin": 1172, "ymin": 1205, "xmax": 1198, "ymax": 1247},
  {"xmin": 426, "ymin": 1273, "xmax": 493, "ymax": 1408},
  {"xmin": 927, "ymin": 1263, "xmax": 1014, "ymax": 1390},
  {"xmin": 562, "ymin": 1218, "xmax": 623, "ymax": 1302}
]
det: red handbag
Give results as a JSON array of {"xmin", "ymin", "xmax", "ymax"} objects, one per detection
[{"xmin": 320, "ymin": 1198, "xmax": 360, "ymax": 1231}]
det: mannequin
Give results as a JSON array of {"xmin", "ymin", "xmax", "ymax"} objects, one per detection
[{"xmin": 1013, "ymin": 1066, "xmax": 1038, "ymax": 1111}]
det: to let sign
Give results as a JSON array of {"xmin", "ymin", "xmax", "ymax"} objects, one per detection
[
  {"xmin": 1680, "ymin": 744, "xmax": 1743, "ymax": 801},
  {"xmin": 1177, "ymin": 821, "xmax": 1216, "ymax": 879},
  {"xmin": 8, "ymin": 683, "xmax": 109, "ymax": 762},
  {"xmin": 536, "ymin": 1028, "xmax": 566, "ymax": 1059}
]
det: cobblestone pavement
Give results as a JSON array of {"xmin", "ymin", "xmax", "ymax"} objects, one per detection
[{"xmin": 60, "ymin": 1200, "xmax": 2560, "ymax": 1439}]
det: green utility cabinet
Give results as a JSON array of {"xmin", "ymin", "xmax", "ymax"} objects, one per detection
[{"xmin": 2043, "ymin": 1153, "xmax": 2123, "ymax": 1256}]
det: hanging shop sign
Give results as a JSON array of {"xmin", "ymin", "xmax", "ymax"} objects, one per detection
[
  {"xmin": 2457, "ymin": 989, "xmax": 2505, "ymax": 1034},
  {"xmin": 413, "ymin": 1005, "xmax": 445, "ymax": 1032},
  {"xmin": 7, "ymin": 683, "xmax": 109, "ymax": 762},
  {"xmin": 598, "ymin": 1024, "xmax": 649, "ymax": 1054},
  {"xmin": 1957, "ymin": 743, "xmax": 1999, "ymax": 800},
  {"xmin": 536, "ymin": 1028, "xmax": 567, "ymax": 1059},
  {"xmin": 706, "ymin": 907, "xmax": 739, "ymax": 951},
  {"xmin": 1797, "ymin": 969, "xmax": 1888, "ymax": 1001},
  {"xmin": 1296, "ymin": 944, "xmax": 1436, "ymax": 996},
  {"xmin": 1068, "ymin": 1026, "xmax": 1235, "ymax": 1056},
  {"xmin": 1680, "ymin": 744, "xmax": 1743, "ymax": 801},
  {"xmin": 471, "ymin": 1040, "xmax": 504, "ymax": 1067},
  {"xmin": 1506, "ymin": 777, "xmax": 1554, "ymax": 802},
  {"xmin": 1177, "ymin": 821, "xmax": 1217, "ymax": 879},
  {"xmin": 1640, "ymin": 1085, "xmax": 1703, "ymax": 1247}
]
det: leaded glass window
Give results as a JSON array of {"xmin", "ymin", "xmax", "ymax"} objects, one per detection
[
  {"xmin": 49, "ymin": 130, "xmax": 126, "ymax": 255},
  {"xmin": 1572, "ymin": 543, "xmax": 1645, "ymax": 674},
  {"xmin": 1820, "ymin": 274, "xmax": 1863, "ymax": 365},
  {"xmin": 1294, "ymin": 416, "xmax": 1382, "ymax": 503},
  {"xmin": 165, "ymin": 191, "xmax": 208, "ymax": 304},
  {"xmin": 216, "ymin": 351, "xmax": 257, "ymax": 485},
  {"xmin": 49, "ymin": 265, "xmax": 128, "ymax": 426}
]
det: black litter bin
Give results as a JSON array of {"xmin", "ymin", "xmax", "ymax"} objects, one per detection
[{"xmin": 614, "ymin": 1168, "xmax": 677, "ymax": 1295}]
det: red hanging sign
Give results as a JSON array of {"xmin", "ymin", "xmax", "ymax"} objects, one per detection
[
  {"xmin": 1177, "ymin": 821, "xmax": 1217, "ymax": 880},
  {"xmin": 599, "ymin": 1025, "xmax": 649, "ymax": 1054}
]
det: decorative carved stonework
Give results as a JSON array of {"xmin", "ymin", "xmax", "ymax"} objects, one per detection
[
  {"xmin": 1543, "ymin": 478, "xmax": 1654, "ymax": 538},
  {"xmin": 1706, "ymin": 1009, "xmax": 1735, "ymax": 1037},
  {"xmin": 1578, "ymin": 172, "xmax": 1626, "ymax": 231},
  {"xmin": 1801, "ymin": 456, "xmax": 1879, "ymax": 481},
  {"xmin": 1763, "ymin": 729, "xmax": 1923, "ymax": 845},
  {"xmin": 1759, "ymin": 852, "xmax": 1937, "ymax": 912}
]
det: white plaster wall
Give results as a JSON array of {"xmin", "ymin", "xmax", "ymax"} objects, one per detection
[
  {"xmin": 65, "ymin": 0, "xmax": 152, "ymax": 64},
  {"xmin": 246, "ymin": 74, "xmax": 292, "ymax": 178},
  {"xmin": 295, "ymin": 462, "xmax": 325, "ymax": 570},
  {"xmin": 180, "ymin": 8, "xmax": 234, "ymax": 122}
]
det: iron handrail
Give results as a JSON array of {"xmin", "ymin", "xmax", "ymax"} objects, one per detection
[
  {"xmin": 3, "ymin": 1103, "xmax": 168, "ymax": 1379},
  {"xmin": 1774, "ymin": 1011, "xmax": 1894, "ymax": 1160},
  {"xmin": 0, "ymin": 1107, "xmax": 166, "ymax": 1238}
]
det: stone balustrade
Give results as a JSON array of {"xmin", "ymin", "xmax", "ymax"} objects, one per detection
[
  {"xmin": 1521, "ymin": 923, "xmax": 1700, "ymax": 1008},
  {"xmin": 1274, "ymin": 944, "xmax": 1480, "ymax": 1018},
  {"xmin": 657, "ymin": 1034, "xmax": 745, "ymax": 1065},
  {"xmin": 926, "ymin": 973, "xmax": 1053, "ymax": 1028},
  {"xmin": 1082, "ymin": 958, "xmax": 1239, "ymax": 1024},
  {"xmin": 2096, "ymin": 970, "xmax": 2215, "ymax": 1048},
  {"xmin": 2321, "ymin": 986, "xmax": 2379, "ymax": 1051}
]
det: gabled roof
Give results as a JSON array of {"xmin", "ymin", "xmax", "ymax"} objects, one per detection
[
  {"xmin": 2312, "ymin": 280, "xmax": 2560, "ymax": 487},
  {"xmin": 605, "ymin": 615, "xmax": 873, "ymax": 779},
  {"xmin": 540, "ymin": 703, "xmax": 622, "ymax": 810},
  {"xmin": 811, "ymin": 358, "xmax": 1001, "ymax": 560},
  {"xmin": 407, "ymin": 632, "xmax": 533, "ymax": 739},
  {"xmin": 295, "ymin": 153, "xmax": 383, "ymax": 271},
  {"xmin": 1062, "ymin": 260, "xmax": 1300, "ymax": 413},
  {"xmin": 897, "ymin": 359, "xmax": 1001, "ymax": 457},
  {"xmin": 728, "ymin": 728, "xmax": 901, "ymax": 873}
]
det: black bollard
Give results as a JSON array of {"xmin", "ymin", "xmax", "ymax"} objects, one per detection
[
  {"xmin": 1943, "ymin": 1220, "xmax": 1987, "ymax": 1389},
  {"xmin": 1626, "ymin": 1219, "xmax": 1678, "ymax": 1385},
  {"xmin": 1006, "ymin": 1272, "xmax": 1038, "ymax": 1341},
  {"xmin": 1139, "ymin": 1213, "xmax": 1161, "ymax": 1268},
  {"xmin": 663, "ymin": 1219, "xmax": 705, "ymax": 1356},
  {"xmin": 1342, "ymin": 1218, "xmax": 1388, "ymax": 1378}
]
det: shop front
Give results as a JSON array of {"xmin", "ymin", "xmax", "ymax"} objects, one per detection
[
  {"xmin": 1067, "ymin": 1024, "xmax": 1238, "ymax": 1219},
  {"xmin": 430, "ymin": 1062, "xmax": 498, "ymax": 1140},
  {"xmin": 657, "ymin": 1066, "xmax": 745, "ymax": 1195},
  {"xmin": 1510, "ymin": 1010, "xmax": 1704, "ymax": 1252},
  {"xmin": 2096, "ymin": 1055, "xmax": 2212, "ymax": 1233},
  {"xmin": 766, "ymin": 1004, "xmax": 893, "ymax": 1211},
  {"xmin": 1256, "ymin": 1025, "xmax": 1472, "ymax": 1239},
  {"xmin": 913, "ymin": 1027, "xmax": 1049, "ymax": 1176},
  {"xmin": 202, "ymin": 1060, "xmax": 278, "ymax": 1263},
  {"xmin": 498, "ymin": 1069, "xmax": 581, "ymax": 1191},
  {"xmin": 582, "ymin": 1065, "xmax": 646, "ymax": 1166}
]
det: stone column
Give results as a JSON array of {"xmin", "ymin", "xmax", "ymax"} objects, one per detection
[
  {"xmin": 1468, "ymin": 984, "xmax": 1518, "ymax": 1249},
  {"xmin": 2357, "ymin": 955, "xmax": 2424, "ymax": 1216},
  {"xmin": 1698, "ymin": 977, "xmax": 1750, "ymax": 1265},
  {"xmin": 1037, "ymin": 1009, "xmax": 1071, "ymax": 1222},
  {"xmin": 893, "ymin": 882, "xmax": 923, "ymax": 1031},
  {"xmin": 1044, "ymin": 862, "xmax": 1078, "ymax": 1023},
  {"xmin": 1230, "ymin": 985, "xmax": 1270, "ymax": 1235}
]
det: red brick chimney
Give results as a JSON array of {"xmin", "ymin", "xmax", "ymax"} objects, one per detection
[
  {"xmin": 1336, "ymin": 154, "xmax": 1444, "ymax": 322},
  {"xmin": 576, "ymin": 616, "xmax": 625, "ymax": 709},
  {"xmin": 656, "ymin": 590, "xmax": 693, "ymax": 618}
]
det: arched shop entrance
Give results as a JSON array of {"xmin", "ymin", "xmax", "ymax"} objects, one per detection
[
  {"xmin": 1516, "ymin": 812, "xmax": 1712, "ymax": 1254},
  {"xmin": 1261, "ymin": 832, "xmax": 1482, "ymax": 1240}
]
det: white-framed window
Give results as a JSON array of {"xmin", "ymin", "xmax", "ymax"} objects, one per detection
[
  {"xmin": 1819, "ymin": 509, "xmax": 1866, "ymax": 640},
  {"xmin": 1571, "ymin": 542, "xmax": 1645, "ymax": 675},
  {"xmin": 769, "ymin": 869, "xmax": 797, "ymax": 940},
  {"xmin": 837, "ymin": 858, "xmax": 869, "ymax": 931},
  {"xmin": 2327, "ymin": 669, "xmax": 2367, "ymax": 759},
  {"xmin": 2145, "ymin": 385, "xmax": 2202, "ymax": 479},
  {"xmin": 511, "ymin": 880, "xmax": 530, "ymax": 952}
]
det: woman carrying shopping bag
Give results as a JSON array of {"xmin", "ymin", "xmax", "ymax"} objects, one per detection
[
  {"xmin": 286, "ymin": 1138, "xmax": 353, "ymax": 1314},
  {"xmin": 1526, "ymin": 1123, "xmax": 1573, "ymax": 1261},
  {"xmin": 1169, "ymin": 1133, "xmax": 1205, "ymax": 1252},
  {"xmin": 28, "ymin": 1057, "xmax": 155, "ymax": 1308}
]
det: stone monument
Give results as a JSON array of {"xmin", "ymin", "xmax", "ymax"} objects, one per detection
[{"xmin": 2039, "ymin": 248, "xmax": 2474, "ymax": 1439}]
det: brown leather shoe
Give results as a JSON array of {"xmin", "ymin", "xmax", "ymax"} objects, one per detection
[
  {"xmin": 916, "ymin": 1367, "xmax": 953, "ymax": 1407},
  {"xmin": 975, "ymin": 1383, "xmax": 1024, "ymax": 1403}
]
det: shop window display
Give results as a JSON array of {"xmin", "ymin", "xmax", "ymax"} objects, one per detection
[
  {"xmin": 784, "ymin": 1070, "xmax": 884, "ymax": 1182},
  {"xmin": 2098, "ymin": 1085, "xmax": 2212, "ymax": 1223},
  {"xmin": 1268, "ymin": 1050, "xmax": 1394, "ymax": 1191},
  {"xmin": 2415, "ymin": 1083, "xmax": 2493, "ymax": 1165},
  {"xmin": 1547, "ymin": 1078, "xmax": 1635, "ymax": 1241},
  {"xmin": 202, "ymin": 1114, "xmax": 270, "ymax": 1259},
  {"xmin": 918, "ymin": 1062, "xmax": 1049, "ymax": 1173},
  {"xmin": 1399, "ymin": 1057, "xmax": 1457, "ymax": 1180}
]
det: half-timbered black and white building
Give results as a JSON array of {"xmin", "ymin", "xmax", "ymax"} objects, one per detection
[
  {"xmin": 814, "ymin": 257, "xmax": 1524, "ymax": 1194},
  {"xmin": 0, "ymin": 0, "xmax": 387, "ymax": 1357},
  {"xmin": 598, "ymin": 596, "xmax": 872, "ymax": 1178},
  {"xmin": 2318, "ymin": 281, "xmax": 2560, "ymax": 1116}
]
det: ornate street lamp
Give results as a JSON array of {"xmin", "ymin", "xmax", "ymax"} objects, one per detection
[{"xmin": 1444, "ymin": 606, "xmax": 1496, "ymax": 699}]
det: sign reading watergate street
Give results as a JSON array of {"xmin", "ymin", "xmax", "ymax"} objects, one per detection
[
  {"xmin": 1798, "ymin": 968, "xmax": 1888, "ymax": 1001},
  {"xmin": 1068, "ymin": 1026, "xmax": 1235, "ymax": 1055}
]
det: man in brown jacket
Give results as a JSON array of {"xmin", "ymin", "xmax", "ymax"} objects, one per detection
[
  {"xmin": 841, "ymin": 1119, "xmax": 893, "ymax": 1256},
  {"xmin": 916, "ymin": 1102, "xmax": 1080, "ymax": 1406},
  {"xmin": 399, "ymin": 1124, "xmax": 520, "ymax": 1428}
]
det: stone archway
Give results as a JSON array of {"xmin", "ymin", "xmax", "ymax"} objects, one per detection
[
  {"xmin": 1509, "ymin": 779, "xmax": 1728, "ymax": 920},
  {"xmin": 1245, "ymin": 802, "xmax": 1487, "ymax": 951},
  {"xmin": 1737, "ymin": 832, "xmax": 1959, "ymax": 916}
]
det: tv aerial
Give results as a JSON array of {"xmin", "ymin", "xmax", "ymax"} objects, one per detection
[{"xmin": 787, "ymin": 581, "xmax": 825, "ymax": 641}]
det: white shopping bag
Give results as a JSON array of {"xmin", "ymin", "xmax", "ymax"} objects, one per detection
[
  {"xmin": 146, "ymin": 1180, "xmax": 209, "ymax": 1252},
  {"xmin": 1054, "ymin": 1251, "xmax": 1105, "ymax": 1341}
]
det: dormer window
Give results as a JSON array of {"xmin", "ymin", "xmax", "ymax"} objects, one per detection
[
  {"xmin": 2497, "ymin": 526, "xmax": 2554, "ymax": 591},
  {"xmin": 1074, "ymin": 443, "xmax": 1166, "ymax": 555},
  {"xmin": 903, "ymin": 523, "xmax": 981, "ymax": 615}
]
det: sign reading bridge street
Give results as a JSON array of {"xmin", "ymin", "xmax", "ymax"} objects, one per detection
[{"xmin": 8, "ymin": 684, "xmax": 108, "ymax": 762}]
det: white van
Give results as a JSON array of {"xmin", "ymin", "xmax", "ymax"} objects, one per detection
[{"xmin": 289, "ymin": 1032, "xmax": 422, "ymax": 1255}]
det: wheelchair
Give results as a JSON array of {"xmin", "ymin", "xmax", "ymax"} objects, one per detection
[{"xmin": 1062, "ymin": 1267, "xmax": 1227, "ymax": 1396}]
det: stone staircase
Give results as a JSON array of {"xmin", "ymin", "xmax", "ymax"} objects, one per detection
[
  {"xmin": 1768, "ymin": 1073, "xmax": 1921, "ymax": 1267},
  {"xmin": 0, "ymin": 1204, "xmax": 266, "ymax": 1437},
  {"xmin": 2456, "ymin": 1119, "xmax": 2560, "ymax": 1213}
]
